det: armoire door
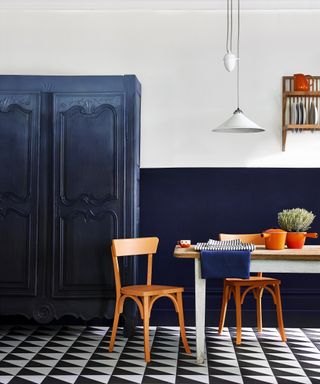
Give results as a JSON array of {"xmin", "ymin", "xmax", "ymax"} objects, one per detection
[
  {"xmin": 0, "ymin": 92, "xmax": 40, "ymax": 299},
  {"xmin": 51, "ymin": 92, "xmax": 125, "ymax": 304}
]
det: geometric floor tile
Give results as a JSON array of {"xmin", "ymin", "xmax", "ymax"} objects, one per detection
[{"xmin": 0, "ymin": 326, "xmax": 319, "ymax": 383}]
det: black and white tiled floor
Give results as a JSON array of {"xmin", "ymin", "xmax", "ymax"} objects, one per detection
[{"xmin": 0, "ymin": 326, "xmax": 320, "ymax": 383}]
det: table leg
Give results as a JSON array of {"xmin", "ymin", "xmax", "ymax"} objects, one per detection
[{"xmin": 194, "ymin": 258, "xmax": 206, "ymax": 364}]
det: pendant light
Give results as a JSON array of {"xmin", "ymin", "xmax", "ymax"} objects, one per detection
[{"xmin": 212, "ymin": 0, "xmax": 264, "ymax": 133}]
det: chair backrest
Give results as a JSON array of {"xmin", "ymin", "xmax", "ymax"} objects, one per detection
[
  {"xmin": 112, "ymin": 237, "xmax": 159, "ymax": 257},
  {"xmin": 111, "ymin": 237, "xmax": 159, "ymax": 295},
  {"xmin": 219, "ymin": 233, "xmax": 265, "ymax": 245}
]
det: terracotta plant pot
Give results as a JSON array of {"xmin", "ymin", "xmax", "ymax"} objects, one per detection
[
  {"xmin": 286, "ymin": 232, "xmax": 318, "ymax": 249},
  {"xmin": 261, "ymin": 228, "xmax": 287, "ymax": 250}
]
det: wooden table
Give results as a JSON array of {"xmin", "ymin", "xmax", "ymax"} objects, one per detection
[{"xmin": 174, "ymin": 245, "xmax": 320, "ymax": 364}]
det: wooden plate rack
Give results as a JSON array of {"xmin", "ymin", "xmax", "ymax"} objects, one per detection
[{"xmin": 282, "ymin": 75, "xmax": 320, "ymax": 151}]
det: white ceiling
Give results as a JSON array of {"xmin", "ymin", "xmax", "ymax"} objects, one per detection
[{"xmin": 0, "ymin": 0, "xmax": 319, "ymax": 10}]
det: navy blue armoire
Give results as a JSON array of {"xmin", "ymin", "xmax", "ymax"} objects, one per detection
[{"xmin": 0, "ymin": 75, "xmax": 141, "ymax": 325}]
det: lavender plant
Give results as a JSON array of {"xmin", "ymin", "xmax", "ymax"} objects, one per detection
[{"xmin": 278, "ymin": 208, "xmax": 316, "ymax": 232}]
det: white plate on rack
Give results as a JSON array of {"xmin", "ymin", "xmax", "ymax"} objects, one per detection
[{"xmin": 290, "ymin": 102, "xmax": 297, "ymax": 125}]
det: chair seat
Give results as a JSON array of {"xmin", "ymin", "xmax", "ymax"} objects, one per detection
[
  {"xmin": 121, "ymin": 284, "xmax": 184, "ymax": 296},
  {"xmin": 225, "ymin": 276, "xmax": 280, "ymax": 286}
]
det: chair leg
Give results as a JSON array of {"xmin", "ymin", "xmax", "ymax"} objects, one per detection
[
  {"xmin": 143, "ymin": 296, "xmax": 151, "ymax": 362},
  {"xmin": 256, "ymin": 287, "xmax": 264, "ymax": 333},
  {"xmin": 218, "ymin": 281, "xmax": 230, "ymax": 334},
  {"xmin": 256, "ymin": 273, "xmax": 263, "ymax": 333},
  {"xmin": 235, "ymin": 285, "xmax": 242, "ymax": 345},
  {"xmin": 176, "ymin": 292, "xmax": 191, "ymax": 354},
  {"xmin": 274, "ymin": 284, "xmax": 287, "ymax": 342},
  {"xmin": 109, "ymin": 298, "xmax": 121, "ymax": 352}
]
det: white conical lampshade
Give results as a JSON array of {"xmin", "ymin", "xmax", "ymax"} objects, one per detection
[{"xmin": 212, "ymin": 108, "xmax": 265, "ymax": 133}]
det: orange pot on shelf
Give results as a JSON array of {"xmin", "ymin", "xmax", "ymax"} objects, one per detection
[
  {"xmin": 286, "ymin": 232, "xmax": 318, "ymax": 249},
  {"xmin": 261, "ymin": 228, "xmax": 287, "ymax": 250}
]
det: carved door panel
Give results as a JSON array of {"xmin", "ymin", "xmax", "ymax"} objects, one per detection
[
  {"xmin": 52, "ymin": 93, "xmax": 125, "ymax": 298},
  {"xmin": 0, "ymin": 92, "xmax": 40, "ymax": 296}
]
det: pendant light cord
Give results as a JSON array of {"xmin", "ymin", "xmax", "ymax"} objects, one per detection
[
  {"xmin": 230, "ymin": 0, "xmax": 233, "ymax": 52},
  {"xmin": 226, "ymin": 0, "xmax": 233, "ymax": 52},
  {"xmin": 226, "ymin": 0, "xmax": 229, "ymax": 51},
  {"xmin": 226, "ymin": 0, "xmax": 241, "ymax": 112},
  {"xmin": 236, "ymin": 0, "xmax": 240, "ymax": 110}
]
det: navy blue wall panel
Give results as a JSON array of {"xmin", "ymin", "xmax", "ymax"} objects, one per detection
[{"xmin": 140, "ymin": 168, "xmax": 320, "ymax": 327}]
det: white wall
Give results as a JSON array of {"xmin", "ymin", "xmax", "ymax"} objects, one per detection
[{"xmin": 1, "ymin": 9, "xmax": 320, "ymax": 167}]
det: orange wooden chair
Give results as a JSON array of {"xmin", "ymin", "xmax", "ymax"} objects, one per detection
[
  {"xmin": 108, "ymin": 237, "xmax": 191, "ymax": 362},
  {"xmin": 218, "ymin": 233, "xmax": 286, "ymax": 344}
]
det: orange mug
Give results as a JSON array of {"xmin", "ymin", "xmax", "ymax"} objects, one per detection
[
  {"xmin": 177, "ymin": 240, "xmax": 191, "ymax": 248},
  {"xmin": 294, "ymin": 73, "xmax": 313, "ymax": 91}
]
